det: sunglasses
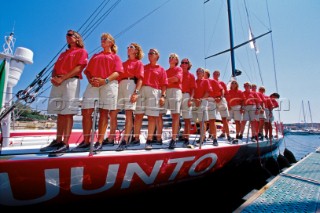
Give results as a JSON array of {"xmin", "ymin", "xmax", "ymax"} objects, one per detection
[
  {"xmin": 169, "ymin": 56, "xmax": 176, "ymax": 59},
  {"xmin": 66, "ymin": 33, "xmax": 76, "ymax": 37},
  {"xmin": 127, "ymin": 45, "xmax": 135, "ymax": 49},
  {"xmin": 148, "ymin": 52, "xmax": 157, "ymax": 55},
  {"xmin": 181, "ymin": 62, "xmax": 189, "ymax": 64},
  {"xmin": 231, "ymin": 82, "xmax": 237, "ymax": 84},
  {"xmin": 101, "ymin": 38, "xmax": 109, "ymax": 41}
]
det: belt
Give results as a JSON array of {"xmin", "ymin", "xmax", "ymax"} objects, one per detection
[
  {"xmin": 55, "ymin": 75, "xmax": 79, "ymax": 79},
  {"xmin": 123, "ymin": 77, "xmax": 135, "ymax": 80},
  {"xmin": 182, "ymin": 92, "xmax": 189, "ymax": 94}
]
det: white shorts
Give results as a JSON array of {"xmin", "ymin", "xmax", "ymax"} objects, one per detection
[
  {"xmin": 135, "ymin": 86, "xmax": 164, "ymax": 117},
  {"xmin": 161, "ymin": 88, "xmax": 182, "ymax": 114},
  {"xmin": 207, "ymin": 98, "xmax": 218, "ymax": 120},
  {"xmin": 216, "ymin": 97, "xmax": 229, "ymax": 118},
  {"xmin": 243, "ymin": 105, "xmax": 257, "ymax": 121},
  {"xmin": 81, "ymin": 80, "xmax": 118, "ymax": 110},
  {"xmin": 228, "ymin": 105, "xmax": 242, "ymax": 121},
  {"xmin": 117, "ymin": 79, "xmax": 136, "ymax": 110},
  {"xmin": 181, "ymin": 93, "xmax": 192, "ymax": 119},
  {"xmin": 47, "ymin": 78, "xmax": 80, "ymax": 115},
  {"xmin": 192, "ymin": 99, "xmax": 209, "ymax": 123},
  {"xmin": 265, "ymin": 109, "xmax": 274, "ymax": 122}
]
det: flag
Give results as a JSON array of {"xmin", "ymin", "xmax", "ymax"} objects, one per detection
[
  {"xmin": 249, "ymin": 29, "xmax": 259, "ymax": 53},
  {"xmin": 0, "ymin": 60, "xmax": 8, "ymax": 112}
]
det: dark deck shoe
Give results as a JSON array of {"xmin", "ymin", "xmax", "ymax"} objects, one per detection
[
  {"xmin": 93, "ymin": 142, "xmax": 103, "ymax": 151},
  {"xmin": 116, "ymin": 140, "xmax": 127, "ymax": 152},
  {"xmin": 145, "ymin": 140, "xmax": 152, "ymax": 150},
  {"xmin": 40, "ymin": 140, "xmax": 63, "ymax": 152},
  {"xmin": 127, "ymin": 138, "xmax": 140, "ymax": 146},
  {"xmin": 152, "ymin": 138, "xmax": 163, "ymax": 145},
  {"xmin": 218, "ymin": 133, "xmax": 226, "ymax": 139},
  {"xmin": 182, "ymin": 138, "xmax": 189, "ymax": 148},
  {"xmin": 168, "ymin": 139, "xmax": 176, "ymax": 149},
  {"xmin": 71, "ymin": 141, "xmax": 90, "ymax": 152},
  {"xmin": 213, "ymin": 139, "xmax": 218, "ymax": 146},
  {"xmin": 102, "ymin": 138, "xmax": 115, "ymax": 146},
  {"xmin": 51, "ymin": 143, "xmax": 69, "ymax": 153}
]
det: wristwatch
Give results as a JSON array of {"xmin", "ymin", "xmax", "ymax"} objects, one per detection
[
  {"xmin": 105, "ymin": 78, "xmax": 109, "ymax": 84},
  {"xmin": 134, "ymin": 89, "xmax": 139, "ymax": 94},
  {"xmin": 161, "ymin": 94, "xmax": 166, "ymax": 98}
]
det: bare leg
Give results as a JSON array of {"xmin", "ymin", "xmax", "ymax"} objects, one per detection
[
  {"xmin": 98, "ymin": 109, "xmax": 109, "ymax": 143},
  {"xmin": 133, "ymin": 114, "xmax": 143, "ymax": 140},
  {"xmin": 183, "ymin": 119, "xmax": 191, "ymax": 139},
  {"xmin": 208, "ymin": 119, "xmax": 217, "ymax": 138},
  {"xmin": 156, "ymin": 115, "xmax": 163, "ymax": 140},
  {"xmin": 109, "ymin": 110, "xmax": 118, "ymax": 142},
  {"xmin": 171, "ymin": 113, "xmax": 180, "ymax": 140},
  {"xmin": 123, "ymin": 110, "xmax": 134, "ymax": 143},
  {"xmin": 62, "ymin": 114, "xmax": 74, "ymax": 145},
  {"xmin": 147, "ymin": 116, "xmax": 157, "ymax": 141},
  {"xmin": 56, "ymin": 114, "xmax": 64, "ymax": 142},
  {"xmin": 82, "ymin": 108, "xmax": 94, "ymax": 143}
]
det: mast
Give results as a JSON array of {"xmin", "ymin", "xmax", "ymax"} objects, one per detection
[
  {"xmin": 307, "ymin": 101, "xmax": 313, "ymax": 129},
  {"xmin": 227, "ymin": 0, "xmax": 236, "ymax": 78},
  {"xmin": 301, "ymin": 100, "xmax": 306, "ymax": 129}
]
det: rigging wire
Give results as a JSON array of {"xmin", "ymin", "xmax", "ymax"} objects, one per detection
[
  {"xmin": 243, "ymin": 0, "xmax": 264, "ymax": 85},
  {"xmin": 2, "ymin": 0, "xmax": 171, "ymax": 121},
  {"xmin": 264, "ymin": 0, "xmax": 281, "ymax": 123},
  {"xmin": 89, "ymin": 0, "xmax": 171, "ymax": 55}
]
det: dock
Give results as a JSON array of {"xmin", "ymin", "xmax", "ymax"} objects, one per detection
[{"xmin": 235, "ymin": 147, "xmax": 320, "ymax": 212}]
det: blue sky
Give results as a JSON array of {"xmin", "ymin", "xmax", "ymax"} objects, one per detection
[{"xmin": 1, "ymin": 0, "xmax": 320, "ymax": 124}]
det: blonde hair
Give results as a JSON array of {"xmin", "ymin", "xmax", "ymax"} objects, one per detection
[
  {"xmin": 231, "ymin": 80, "xmax": 239, "ymax": 89},
  {"xmin": 169, "ymin": 53, "xmax": 180, "ymax": 66},
  {"xmin": 204, "ymin": 69, "xmax": 210, "ymax": 78},
  {"xmin": 149, "ymin": 48, "xmax": 160, "ymax": 60},
  {"xmin": 129, "ymin": 42, "xmax": 144, "ymax": 60},
  {"xmin": 101, "ymin": 33, "xmax": 118, "ymax": 54}
]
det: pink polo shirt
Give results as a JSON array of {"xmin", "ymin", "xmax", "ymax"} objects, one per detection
[
  {"xmin": 243, "ymin": 90, "xmax": 262, "ymax": 106},
  {"xmin": 85, "ymin": 51, "xmax": 123, "ymax": 78},
  {"xmin": 166, "ymin": 66, "xmax": 183, "ymax": 89},
  {"xmin": 143, "ymin": 64, "xmax": 168, "ymax": 89},
  {"xmin": 182, "ymin": 72, "xmax": 196, "ymax": 94},
  {"xmin": 209, "ymin": 79, "xmax": 223, "ymax": 98},
  {"xmin": 54, "ymin": 47, "xmax": 88, "ymax": 79},
  {"xmin": 119, "ymin": 59, "xmax": 144, "ymax": 81},
  {"xmin": 265, "ymin": 96, "xmax": 279, "ymax": 110},
  {"xmin": 194, "ymin": 79, "xmax": 212, "ymax": 99},
  {"xmin": 227, "ymin": 89, "xmax": 244, "ymax": 107},
  {"xmin": 218, "ymin": 80, "xmax": 228, "ymax": 97}
]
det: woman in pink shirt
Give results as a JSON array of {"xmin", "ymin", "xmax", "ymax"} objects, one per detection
[
  {"xmin": 180, "ymin": 58, "xmax": 196, "ymax": 147},
  {"xmin": 74, "ymin": 33, "xmax": 123, "ymax": 152},
  {"xmin": 227, "ymin": 80, "xmax": 244, "ymax": 140},
  {"xmin": 41, "ymin": 29, "xmax": 88, "ymax": 153},
  {"xmin": 159, "ymin": 53, "xmax": 183, "ymax": 149},
  {"xmin": 133, "ymin": 48, "xmax": 168, "ymax": 150},
  {"xmin": 115, "ymin": 43, "xmax": 144, "ymax": 151},
  {"xmin": 264, "ymin": 93, "xmax": 280, "ymax": 140},
  {"xmin": 240, "ymin": 82, "xmax": 262, "ymax": 141},
  {"xmin": 192, "ymin": 68, "xmax": 212, "ymax": 145}
]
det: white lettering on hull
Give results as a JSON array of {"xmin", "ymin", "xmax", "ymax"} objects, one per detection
[
  {"xmin": 71, "ymin": 164, "xmax": 119, "ymax": 195},
  {"xmin": 0, "ymin": 153, "xmax": 218, "ymax": 206},
  {"xmin": 0, "ymin": 169, "xmax": 59, "ymax": 206}
]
